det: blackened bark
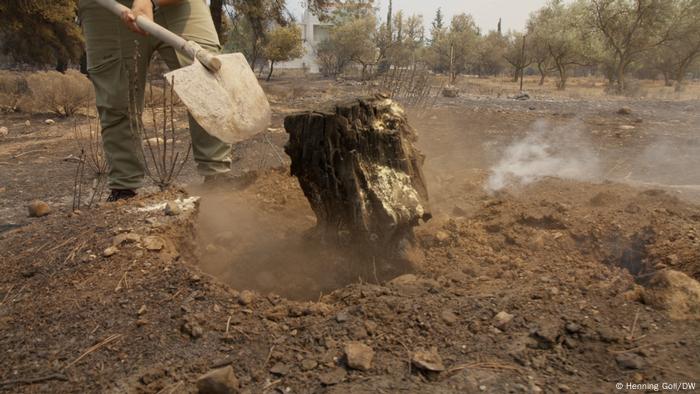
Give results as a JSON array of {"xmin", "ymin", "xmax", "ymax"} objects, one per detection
[{"xmin": 284, "ymin": 95, "xmax": 431, "ymax": 258}]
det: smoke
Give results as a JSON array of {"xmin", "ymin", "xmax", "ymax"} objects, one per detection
[{"xmin": 486, "ymin": 120, "xmax": 602, "ymax": 192}]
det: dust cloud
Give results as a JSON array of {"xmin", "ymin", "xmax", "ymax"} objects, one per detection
[{"xmin": 486, "ymin": 120, "xmax": 602, "ymax": 192}]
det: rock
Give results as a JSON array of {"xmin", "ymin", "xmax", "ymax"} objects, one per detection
[
  {"xmin": 565, "ymin": 322, "xmax": 582, "ymax": 334},
  {"xmin": 182, "ymin": 321, "xmax": 204, "ymax": 338},
  {"xmin": 269, "ymin": 362, "xmax": 290, "ymax": 376},
  {"xmin": 113, "ymin": 232, "xmax": 141, "ymax": 246},
  {"xmin": 143, "ymin": 137, "xmax": 164, "ymax": 146},
  {"xmin": 442, "ymin": 86, "xmax": 459, "ymax": 98},
  {"xmin": 238, "ymin": 290, "xmax": 255, "ymax": 306},
  {"xmin": 143, "ymin": 235, "xmax": 165, "ymax": 251},
  {"xmin": 24, "ymin": 120, "xmax": 31, "ymax": 127},
  {"xmin": 615, "ymin": 353, "xmax": 645, "ymax": 370},
  {"xmin": 435, "ymin": 230, "xmax": 450, "ymax": 243},
  {"xmin": 642, "ymin": 270, "xmax": 700, "ymax": 320},
  {"xmin": 493, "ymin": 311, "xmax": 514, "ymax": 330},
  {"xmin": 558, "ymin": 384, "xmax": 572, "ymax": 392},
  {"xmin": 511, "ymin": 92, "xmax": 530, "ymax": 100},
  {"xmin": 344, "ymin": 342, "xmax": 374, "ymax": 371},
  {"xmin": 103, "ymin": 246, "xmax": 118, "ymax": 257},
  {"xmin": 137, "ymin": 305, "xmax": 147, "ymax": 315},
  {"xmin": 335, "ymin": 310, "xmax": 350, "ymax": 323},
  {"xmin": 617, "ymin": 107, "xmax": 632, "ymax": 115},
  {"xmin": 364, "ymin": 320, "xmax": 378, "ymax": 335},
  {"xmin": 0, "ymin": 126, "xmax": 8, "ymax": 137},
  {"xmin": 164, "ymin": 201, "xmax": 182, "ymax": 216},
  {"xmin": 27, "ymin": 200, "xmax": 51, "ymax": 217},
  {"xmin": 411, "ymin": 347, "xmax": 445, "ymax": 372},
  {"xmin": 44, "ymin": 119, "xmax": 55, "ymax": 125},
  {"xmin": 619, "ymin": 125, "xmax": 635, "ymax": 130},
  {"xmin": 441, "ymin": 309, "xmax": 458, "ymax": 325},
  {"xmin": 319, "ymin": 367, "xmax": 347, "ymax": 385},
  {"xmin": 301, "ymin": 359, "xmax": 318, "ymax": 370},
  {"xmin": 196, "ymin": 366, "xmax": 239, "ymax": 394}
]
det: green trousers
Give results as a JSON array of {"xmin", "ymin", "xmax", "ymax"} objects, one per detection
[{"xmin": 79, "ymin": 0, "xmax": 231, "ymax": 190}]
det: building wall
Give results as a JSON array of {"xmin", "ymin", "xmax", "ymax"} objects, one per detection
[{"xmin": 276, "ymin": 7, "xmax": 331, "ymax": 74}]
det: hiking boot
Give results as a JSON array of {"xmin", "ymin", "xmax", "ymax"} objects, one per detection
[{"xmin": 106, "ymin": 189, "xmax": 137, "ymax": 202}]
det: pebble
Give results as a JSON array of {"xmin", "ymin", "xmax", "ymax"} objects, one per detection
[
  {"xmin": 558, "ymin": 384, "xmax": 572, "ymax": 392},
  {"xmin": 44, "ymin": 119, "xmax": 55, "ymax": 125},
  {"xmin": 441, "ymin": 309, "xmax": 458, "ymax": 325},
  {"xmin": 269, "ymin": 362, "xmax": 290, "ymax": 376},
  {"xmin": 182, "ymin": 321, "xmax": 203, "ymax": 339},
  {"xmin": 411, "ymin": 347, "xmax": 445, "ymax": 372},
  {"xmin": 301, "ymin": 359, "xmax": 317, "ymax": 370},
  {"xmin": 435, "ymin": 230, "xmax": 450, "ymax": 243},
  {"xmin": 319, "ymin": 367, "xmax": 347, "ymax": 385},
  {"xmin": 143, "ymin": 235, "xmax": 165, "ymax": 251},
  {"xmin": 102, "ymin": 246, "xmax": 118, "ymax": 257},
  {"xmin": 565, "ymin": 322, "xmax": 581, "ymax": 334},
  {"xmin": 493, "ymin": 311, "xmax": 514, "ymax": 330},
  {"xmin": 27, "ymin": 200, "xmax": 51, "ymax": 217},
  {"xmin": 113, "ymin": 232, "xmax": 141, "ymax": 246},
  {"xmin": 196, "ymin": 366, "xmax": 239, "ymax": 394},
  {"xmin": 0, "ymin": 126, "xmax": 8, "ymax": 137},
  {"xmin": 616, "ymin": 353, "xmax": 645, "ymax": 370},
  {"xmin": 238, "ymin": 290, "xmax": 255, "ymax": 306},
  {"xmin": 344, "ymin": 342, "xmax": 374, "ymax": 371},
  {"xmin": 164, "ymin": 201, "xmax": 181, "ymax": 216},
  {"xmin": 335, "ymin": 310, "xmax": 350, "ymax": 323}
]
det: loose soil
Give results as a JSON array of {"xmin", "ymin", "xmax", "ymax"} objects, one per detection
[{"xmin": 1, "ymin": 76, "xmax": 699, "ymax": 393}]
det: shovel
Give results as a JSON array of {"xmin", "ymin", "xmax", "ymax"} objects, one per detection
[{"xmin": 95, "ymin": 0, "xmax": 271, "ymax": 144}]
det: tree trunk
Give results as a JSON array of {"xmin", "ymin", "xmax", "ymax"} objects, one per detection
[
  {"xmin": 616, "ymin": 61, "xmax": 626, "ymax": 93},
  {"xmin": 209, "ymin": 0, "xmax": 224, "ymax": 43},
  {"xmin": 675, "ymin": 63, "xmax": 689, "ymax": 92},
  {"xmin": 267, "ymin": 61, "xmax": 275, "ymax": 81},
  {"xmin": 284, "ymin": 96, "xmax": 431, "ymax": 264},
  {"xmin": 537, "ymin": 63, "xmax": 546, "ymax": 85},
  {"xmin": 513, "ymin": 68, "xmax": 520, "ymax": 82},
  {"xmin": 662, "ymin": 70, "xmax": 672, "ymax": 86},
  {"xmin": 557, "ymin": 64, "xmax": 567, "ymax": 90}
]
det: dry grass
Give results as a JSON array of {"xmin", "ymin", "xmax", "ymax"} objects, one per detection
[
  {"xmin": 453, "ymin": 75, "xmax": 700, "ymax": 101},
  {"xmin": 0, "ymin": 71, "xmax": 31, "ymax": 112}
]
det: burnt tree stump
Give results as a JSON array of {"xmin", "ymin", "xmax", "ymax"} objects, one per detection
[{"xmin": 284, "ymin": 96, "xmax": 431, "ymax": 258}]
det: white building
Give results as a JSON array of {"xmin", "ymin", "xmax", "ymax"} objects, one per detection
[{"xmin": 276, "ymin": 7, "xmax": 332, "ymax": 74}]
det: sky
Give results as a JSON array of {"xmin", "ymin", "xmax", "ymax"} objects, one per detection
[{"xmin": 287, "ymin": 0, "xmax": 550, "ymax": 33}]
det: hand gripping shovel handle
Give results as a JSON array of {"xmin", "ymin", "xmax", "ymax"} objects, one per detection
[{"xmin": 95, "ymin": 0, "xmax": 221, "ymax": 72}]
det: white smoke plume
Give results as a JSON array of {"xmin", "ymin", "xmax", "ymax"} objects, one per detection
[{"xmin": 486, "ymin": 120, "xmax": 601, "ymax": 192}]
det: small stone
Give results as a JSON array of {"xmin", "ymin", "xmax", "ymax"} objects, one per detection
[
  {"xmin": 103, "ymin": 246, "xmax": 118, "ymax": 257},
  {"xmin": 558, "ymin": 384, "xmax": 572, "ymax": 392},
  {"xmin": 344, "ymin": 342, "xmax": 374, "ymax": 371},
  {"xmin": 143, "ymin": 235, "xmax": 165, "ymax": 251},
  {"xmin": 196, "ymin": 366, "xmax": 239, "ymax": 394},
  {"xmin": 364, "ymin": 320, "xmax": 378, "ymax": 335},
  {"xmin": 164, "ymin": 201, "xmax": 182, "ymax": 216},
  {"xmin": 0, "ymin": 126, "xmax": 8, "ymax": 137},
  {"xmin": 27, "ymin": 200, "xmax": 51, "ymax": 217},
  {"xmin": 44, "ymin": 119, "xmax": 55, "ymax": 125},
  {"xmin": 493, "ymin": 311, "xmax": 514, "ymax": 330},
  {"xmin": 336, "ymin": 310, "xmax": 350, "ymax": 323},
  {"xmin": 238, "ymin": 290, "xmax": 255, "ymax": 306},
  {"xmin": 24, "ymin": 120, "xmax": 31, "ymax": 127},
  {"xmin": 441, "ymin": 310, "xmax": 458, "ymax": 325},
  {"xmin": 182, "ymin": 321, "xmax": 203, "ymax": 339},
  {"xmin": 411, "ymin": 347, "xmax": 445, "ymax": 372},
  {"xmin": 319, "ymin": 368, "xmax": 347, "ymax": 386},
  {"xmin": 269, "ymin": 362, "xmax": 290, "ymax": 376},
  {"xmin": 113, "ymin": 232, "xmax": 141, "ymax": 246},
  {"xmin": 563, "ymin": 337, "xmax": 578, "ymax": 349},
  {"xmin": 301, "ymin": 359, "xmax": 317, "ymax": 370},
  {"xmin": 565, "ymin": 322, "xmax": 581, "ymax": 334},
  {"xmin": 617, "ymin": 107, "xmax": 632, "ymax": 115},
  {"xmin": 137, "ymin": 305, "xmax": 147, "ymax": 315},
  {"xmin": 615, "ymin": 353, "xmax": 645, "ymax": 370},
  {"xmin": 435, "ymin": 230, "xmax": 450, "ymax": 243},
  {"xmin": 442, "ymin": 86, "xmax": 459, "ymax": 98}
]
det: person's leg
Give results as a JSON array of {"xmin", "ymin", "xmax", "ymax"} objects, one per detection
[
  {"xmin": 155, "ymin": 0, "xmax": 232, "ymax": 177},
  {"xmin": 79, "ymin": 0, "xmax": 153, "ymax": 192}
]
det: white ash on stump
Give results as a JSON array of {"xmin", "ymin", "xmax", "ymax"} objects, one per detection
[{"xmin": 284, "ymin": 95, "xmax": 431, "ymax": 262}]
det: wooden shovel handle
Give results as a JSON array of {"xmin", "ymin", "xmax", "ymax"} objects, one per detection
[{"xmin": 94, "ymin": 0, "xmax": 221, "ymax": 72}]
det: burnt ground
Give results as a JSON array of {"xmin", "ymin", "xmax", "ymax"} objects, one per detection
[{"xmin": 0, "ymin": 76, "xmax": 699, "ymax": 393}]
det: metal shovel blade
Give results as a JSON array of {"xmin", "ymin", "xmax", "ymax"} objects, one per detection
[{"xmin": 165, "ymin": 52, "xmax": 272, "ymax": 144}]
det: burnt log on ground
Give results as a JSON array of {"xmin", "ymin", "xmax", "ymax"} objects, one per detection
[{"xmin": 284, "ymin": 95, "xmax": 431, "ymax": 261}]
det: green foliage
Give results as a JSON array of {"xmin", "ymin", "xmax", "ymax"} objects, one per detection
[
  {"xmin": 317, "ymin": 15, "xmax": 379, "ymax": 77},
  {"xmin": 0, "ymin": 0, "xmax": 83, "ymax": 68},
  {"xmin": 263, "ymin": 25, "xmax": 304, "ymax": 80},
  {"xmin": 426, "ymin": 13, "xmax": 480, "ymax": 81}
]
